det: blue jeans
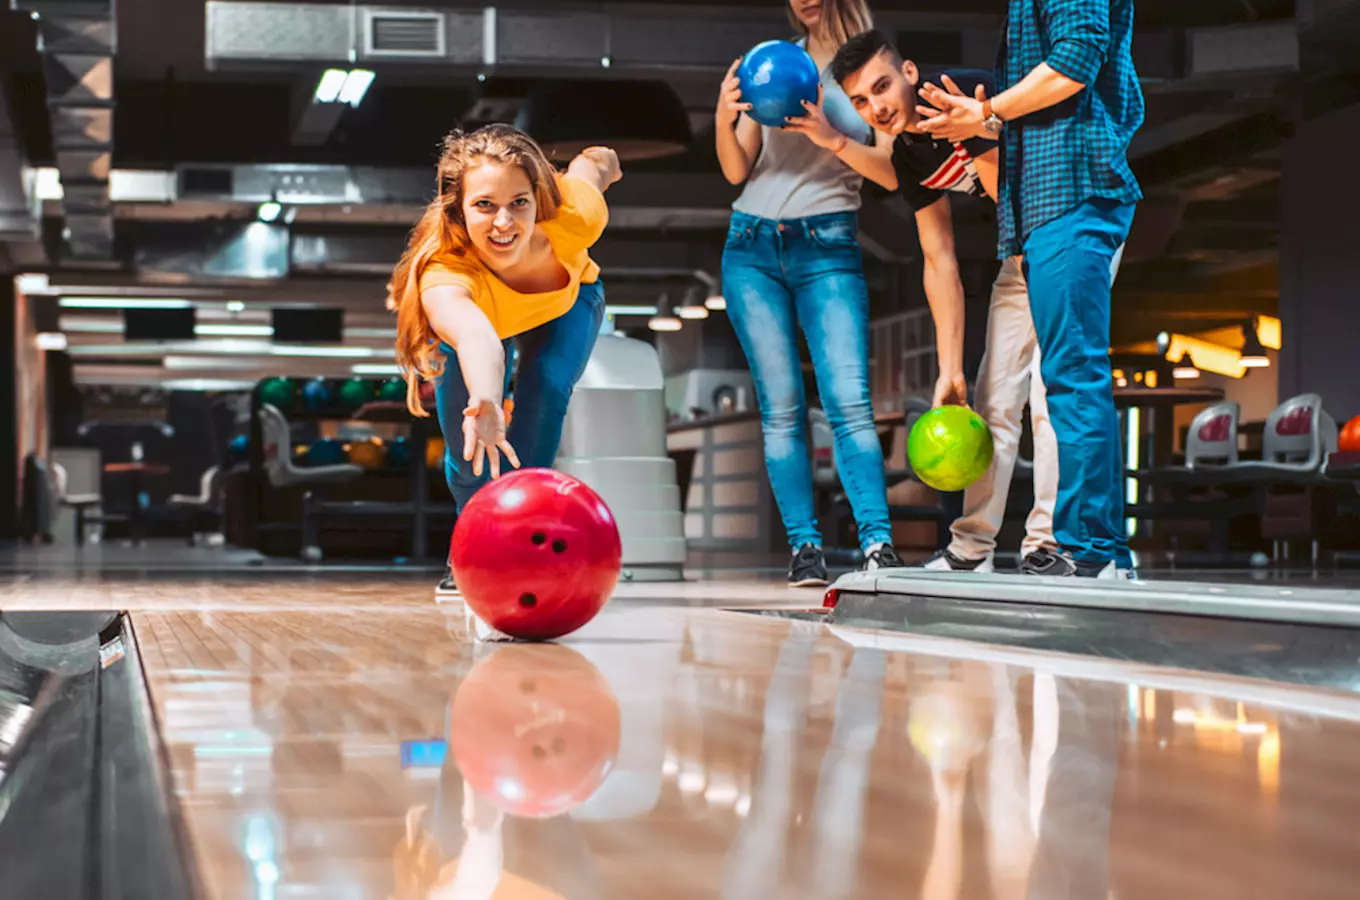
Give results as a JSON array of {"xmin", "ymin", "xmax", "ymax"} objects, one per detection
[
  {"xmin": 722, "ymin": 210, "xmax": 891, "ymax": 551},
  {"xmin": 433, "ymin": 280, "xmax": 605, "ymax": 511},
  {"xmin": 1023, "ymin": 200, "xmax": 1138, "ymax": 565}
]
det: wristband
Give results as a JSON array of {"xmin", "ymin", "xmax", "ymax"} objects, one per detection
[{"xmin": 830, "ymin": 134, "xmax": 848, "ymax": 154}]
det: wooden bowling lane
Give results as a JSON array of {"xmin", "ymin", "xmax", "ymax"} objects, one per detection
[{"xmin": 128, "ymin": 583, "xmax": 1360, "ymax": 900}]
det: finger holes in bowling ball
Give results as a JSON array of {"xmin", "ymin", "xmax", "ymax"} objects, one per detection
[
  {"xmin": 532, "ymin": 744, "xmax": 547, "ymax": 761},
  {"xmin": 551, "ymin": 736, "xmax": 566, "ymax": 755},
  {"xmin": 519, "ymin": 593, "xmax": 538, "ymax": 609},
  {"xmin": 531, "ymin": 532, "xmax": 547, "ymax": 546},
  {"xmin": 552, "ymin": 539, "xmax": 567, "ymax": 554}
]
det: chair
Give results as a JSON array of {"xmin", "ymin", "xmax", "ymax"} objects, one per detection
[
  {"xmin": 168, "ymin": 466, "xmax": 224, "ymax": 545},
  {"xmin": 257, "ymin": 404, "xmax": 362, "ymax": 561},
  {"xmin": 1132, "ymin": 402, "xmax": 1239, "ymax": 487},
  {"xmin": 48, "ymin": 447, "xmax": 120, "ymax": 545},
  {"xmin": 1215, "ymin": 394, "xmax": 1333, "ymax": 483},
  {"xmin": 257, "ymin": 404, "xmax": 363, "ymax": 489},
  {"xmin": 1126, "ymin": 403, "xmax": 1252, "ymax": 559}
]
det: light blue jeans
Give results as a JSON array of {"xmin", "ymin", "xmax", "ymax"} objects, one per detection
[
  {"xmin": 1023, "ymin": 199, "xmax": 1138, "ymax": 565},
  {"xmin": 722, "ymin": 210, "xmax": 891, "ymax": 551},
  {"xmin": 433, "ymin": 281, "xmax": 605, "ymax": 511}
]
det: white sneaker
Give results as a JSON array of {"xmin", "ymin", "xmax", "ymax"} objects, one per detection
[{"xmin": 920, "ymin": 548, "xmax": 996, "ymax": 573}]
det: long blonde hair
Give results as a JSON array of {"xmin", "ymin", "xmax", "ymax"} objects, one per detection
[
  {"xmin": 387, "ymin": 124, "xmax": 562, "ymax": 416},
  {"xmin": 787, "ymin": 0, "xmax": 874, "ymax": 47}
]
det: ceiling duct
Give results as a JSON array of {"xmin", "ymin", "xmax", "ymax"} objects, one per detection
[
  {"xmin": 14, "ymin": 0, "xmax": 117, "ymax": 261},
  {"xmin": 203, "ymin": 3, "xmax": 1009, "ymax": 77}
]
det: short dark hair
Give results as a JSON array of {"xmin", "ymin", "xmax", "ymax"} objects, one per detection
[{"xmin": 830, "ymin": 29, "xmax": 902, "ymax": 85}]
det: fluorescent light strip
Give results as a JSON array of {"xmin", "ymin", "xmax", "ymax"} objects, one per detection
[
  {"xmin": 59, "ymin": 297, "xmax": 191, "ymax": 310},
  {"xmin": 315, "ymin": 69, "xmax": 348, "ymax": 103},
  {"xmin": 71, "ymin": 341, "xmax": 388, "ymax": 360},
  {"xmin": 352, "ymin": 364, "xmax": 403, "ymax": 376},
  {"xmin": 339, "ymin": 69, "xmax": 375, "ymax": 106},
  {"xmin": 162, "ymin": 378, "xmax": 258, "ymax": 392},
  {"xmin": 606, "ymin": 305, "xmax": 659, "ymax": 316},
  {"xmin": 269, "ymin": 345, "xmax": 380, "ymax": 358},
  {"xmin": 60, "ymin": 319, "xmax": 122, "ymax": 333},
  {"xmin": 196, "ymin": 324, "xmax": 275, "ymax": 337}
]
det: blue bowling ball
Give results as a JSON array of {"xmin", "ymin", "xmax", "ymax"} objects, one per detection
[
  {"xmin": 737, "ymin": 40, "xmax": 821, "ymax": 128},
  {"xmin": 227, "ymin": 434, "xmax": 249, "ymax": 464},
  {"xmin": 385, "ymin": 436, "xmax": 411, "ymax": 469},
  {"xmin": 302, "ymin": 378, "xmax": 334, "ymax": 412},
  {"xmin": 308, "ymin": 438, "xmax": 347, "ymax": 467}
]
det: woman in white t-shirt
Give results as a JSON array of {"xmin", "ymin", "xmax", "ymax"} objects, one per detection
[{"xmin": 715, "ymin": 0, "xmax": 902, "ymax": 586}]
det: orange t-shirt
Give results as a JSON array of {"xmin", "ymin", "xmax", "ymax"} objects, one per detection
[{"xmin": 417, "ymin": 173, "xmax": 607, "ymax": 340}]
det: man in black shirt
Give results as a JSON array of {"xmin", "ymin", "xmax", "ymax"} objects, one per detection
[{"xmin": 830, "ymin": 30, "xmax": 1129, "ymax": 577}]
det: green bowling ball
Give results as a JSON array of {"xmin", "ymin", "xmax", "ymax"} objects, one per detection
[
  {"xmin": 338, "ymin": 377, "xmax": 375, "ymax": 408},
  {"xmin": 377, "ymin": 376, "xmax": 407, "ymax": 402},
  {"xmin": 258, "ymin": 377, "xmax": 296, "ymax": 409},
  {"xmin": 907, "ymin": 405, "xmax": 995, "ymax": 493}
]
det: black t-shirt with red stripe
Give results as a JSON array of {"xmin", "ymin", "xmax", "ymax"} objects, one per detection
[{"xmin": 892, "ymin": 69, "xmax": 998, "ymax": 211}]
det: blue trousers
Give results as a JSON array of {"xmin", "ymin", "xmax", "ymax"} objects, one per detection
[
  {"xmin": 433, "ymin": 280, "xmax": 605, "ymax": 511},
  {"xmin": 1022, "ymin": 199, "xmax": 1138, "ymax": 565},
  {"xmin": 722, "ymin": 210, "xmax": 891, "ymax": 551}
]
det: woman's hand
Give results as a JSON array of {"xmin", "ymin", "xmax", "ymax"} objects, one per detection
[
  {"xmin": 716, "ymin": 57, "xmax": 752, "ymax": 127},
  {"xmin": 579, "ymin": 146, "xmax": 622, "ymax": 189},
  {"xmin": 462, "ymin": 397, "xmax": 520, "ymax": 479}
]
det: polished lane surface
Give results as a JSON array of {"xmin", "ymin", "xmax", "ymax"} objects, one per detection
[{"xmin": 119, "ymin": 579, "xmax": 1360, "ymax": 900}]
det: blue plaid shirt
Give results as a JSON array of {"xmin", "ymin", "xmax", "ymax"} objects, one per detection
[{"xmin": 996, "ymin": 0, "xmax": 1145, "ymax": 257}]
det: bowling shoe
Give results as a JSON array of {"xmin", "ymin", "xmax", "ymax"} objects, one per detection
[
  {"xmin": 863, "ymin": 543, "xmax": 907, "ymax": 571},
  {"xmin": 1019, "ymin": 549, "xmax": 1133, "ymax": 580},
  {"xmin": 789, "ymin": 544, "xmax": 830, "ymax": 588},
  {"xmin": 919, "ymin": 548, "xmax": 995, "ymax": 573},
  {"xmin": 435, "ymin": 566, "xmax": 460, "ymax": 599}
]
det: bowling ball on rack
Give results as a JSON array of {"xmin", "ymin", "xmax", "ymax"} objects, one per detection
[
  {"xmin": 307, "ymin": 438, "xmax": 347, "ymax": 467},
  {"xmin": 907, "ymin": 405, "xmax": 995, "ymax": 493},
  {"xmin": 426, "ymin": 436, "xmax": 446, "ymax": 470},
  {"xmin": 301, "ymin": 377, "xmax": 334, "ymax": 412},
  {"xmin": 347, "ymin": 438, "xmax": 385, "ymax": 469},
  {"xmin": 258, "ymin": 377, "xmax": 296, "ymax": 410},
  {"xmin": 338, "ymin": 377, "xmax": 375, "ymax": 408},
  {"xmin": 449, "ymin": 469, "xmax": 622, "ymax": 642},
  {"xmin": 378, "ymin": 376, "xmax": 407, "ymax": 403},
  {"xmin": 448, "ymin": 644, "xmax": 621, "ymax": 818},
  {"xmin": 1340, "ymin": 415, "xmax": 1360, "ymax": 453},
  {"xmin": 227, "ymin": 434, "xmax": 249, "ymax": 464},
  {"xmin": 737, "ymin": 40, "xmax": 821, "ymax": 128},
  {"xmin": 385, "ymin": 436, "xmax": 411, "ymax": 468}
]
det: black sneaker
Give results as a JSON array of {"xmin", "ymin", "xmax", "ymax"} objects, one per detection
[
  {"xmin": 920, "ymin": 548, "xmax": 995, "ymax": 573},
  {"xmin": 1020, "ymin": 549, "xmax": 1122, "ymax": 579},
  {"xmin": 789, "ymin": 544, "xmax": 829, "ymax": 588},
  {"xmin": 435, "ymin": 567, "xmax": 460, "ymax": 598},
  {"xmin": 863, "ymin": 543, "xmax": 907, "ymax": 571}
]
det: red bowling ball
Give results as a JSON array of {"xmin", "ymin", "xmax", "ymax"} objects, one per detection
[
  {"xmin": 449, "ymin": 468, "xmax": 622, "ymax": 641},
  {"xmin": 1341, "ymin": 415, "xmax": 1360, "ymax": 453},
  {"xmin": 448, "ymin": 644, "xmax": 621, "ymax": 818}
]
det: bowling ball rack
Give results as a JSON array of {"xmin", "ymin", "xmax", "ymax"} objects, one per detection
[{"xmin": 246, "ymin": 381, "xmax": 449, "ymax": 563}]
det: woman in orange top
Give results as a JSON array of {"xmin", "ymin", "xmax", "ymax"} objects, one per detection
[{"xmin": 388, "ymin": 125, "xmax": 621, "ymax": 592}]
